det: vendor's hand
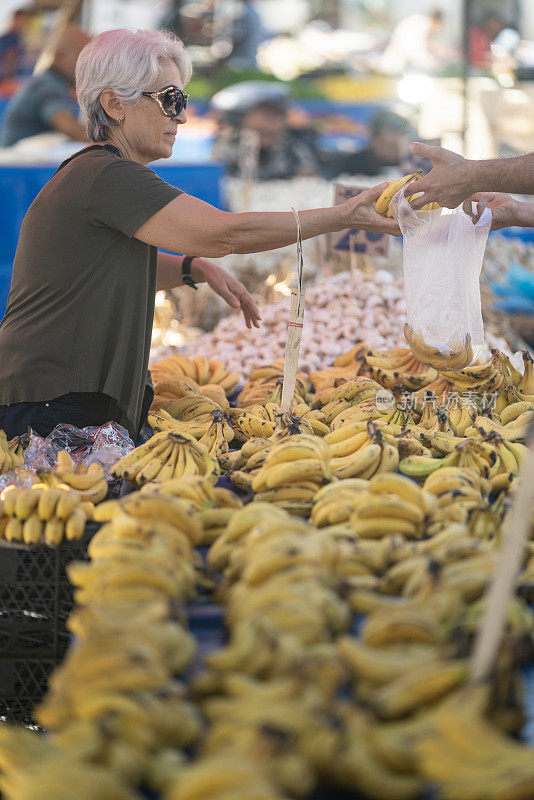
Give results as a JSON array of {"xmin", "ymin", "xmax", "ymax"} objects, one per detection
[
  {"xmin": 193, "ymin": 259, "xmax": 261, "ymax": 329},
  {"xmin": 463, "ymin": 192, "xmax": 522, "ymax": 230},
  {"xmin": 403, "ymin": 143, "xmax": 473, "ymax": 209},
  {"xmin": 344, "ymin": 183, "xmax": 402, "ymax": 236}
]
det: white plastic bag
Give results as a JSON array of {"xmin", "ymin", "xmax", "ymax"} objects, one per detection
[{"xmin": 396, "ymin": 191, "xmax": 492, "ymax": 370}]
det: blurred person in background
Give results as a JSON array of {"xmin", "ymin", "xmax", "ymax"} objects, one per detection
[
  {"xmin": 0, "ymin": 7, "xmax": 32, "ymax": 83},
  {"xmin": 378, "ymin": 8, "xmax": 446, "ymax": 74},
  {"xmin": 212, "ymin": 82, "xmax": 320, "ymax": 180},
  {"xmin": 323, "ymin": 109, "xmax": 415, "ymax": 178},
  {"xmin": 469, "ymin": 12, "xmax": 507, "ymax": 69},
  {"xmin": 0, "ymin": 24, "xmax": 89, "ymax": 147}
]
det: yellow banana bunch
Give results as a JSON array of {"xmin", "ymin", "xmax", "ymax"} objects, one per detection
[
  {"xmin": 310, "ymin": 477, "xmax": 369, "ymax": 527},
  {"xmin": 0, "ymin": 429, "xmax": 24, "ymax": 474},
  {"xmin": 140, "ymin": 473, "xmax": 217, "ymax": 509},
  {"xmin": 111, "ymin": 430, "xmax": 220, "ymax": 486},
  {"xmin": 405, "ymin": 324, "xmax": 475, "ymax": 372},
  {"xmin": 237, "ymin": 361, "xmax": 310, "ymax": 408},
  {"xmin": 375, "ymin": 172, "xmax": 422, "ymax": 217},
  {"xmin": 417, "ymin": 702, "xmax": 534, "ymax": 800},
  {"xmin": 363, "ymin": 349, "xmax": 438, "ymax": 392},
  {"xmin": 250, "ymin": 434, "xmax": 332, "ymax": 514},
  {"xmin": 42, "ymin": 450, "xmax": 109, "ymax": 504},
  {"xmin": 151, "ymin": 353, "xmax": 239, "ymax": 395},
  {"xmin": 325, "ymin": 421, "xmax": 399, "ymax": 480},
  {"xmin": 0, "ymin": 483, "xmax": 92, "ymax": 545},
  {"xmin": 348, "ymin": 472, "xmax": 435, "ymax": 540}
]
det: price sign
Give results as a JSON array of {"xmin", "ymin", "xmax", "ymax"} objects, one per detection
[{"xmin": 332, "ymin": 183, "xmax": 391, "ymax": 258}]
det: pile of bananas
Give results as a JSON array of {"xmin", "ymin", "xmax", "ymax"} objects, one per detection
[
  {"xmin": 418, "ymin": 699, "xmax": 534, "ymax": 800},
  {"xmin": 347, "ymin": 473, "xmax": 436, "ymax": 540},
  {"xmin": 150, "ymin": 396, "xmax": 230, "ymax": 435},
  {"xmin": 36, "ymin": 450, "xmax": 109, "ymax": 504},
  {"xmin": 33, "ymin": 487, "xmax": 203, "ymax": 795},
  {"xmin": 0, "ymin": 483, "xmax": 93, "ymax": 545},
  {"xmin": 237, "ymin": 361, "xmax": 310, "ymax": 407},
  {"xmin": 0, "ymin": 429, "xmax": 23, "ymax": 474},
  {"xmin": 250, "ymin": 435, "xmax": 333, "ymax": 515},
  {"xmin": 111, "ymin": 430, "xmax": 219, "ymax": 486},
  {"xmin": 0, "ymin": 725, "xmax": 139, "ymax": 800},
  {"xmin": 151, "ymin": 353, "xmax": 239, "ymax": 397},
  {"xmin": 363, "ymin": 348, "xmax": 438, "ymax": 391},
  {"xmin": 323, "ymin": 421, "xmax": 399, "ymax": 479},
  {"xmin": 137, "ymin": 475, "xmax": 243, "ymax": 546}
]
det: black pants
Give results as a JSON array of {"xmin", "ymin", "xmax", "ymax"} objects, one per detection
[{"xmin": 0, "ymin": 392, "xmax": 116, "ymax": 439}]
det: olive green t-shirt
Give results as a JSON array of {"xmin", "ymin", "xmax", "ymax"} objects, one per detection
[{"xmin": 0, "ymin": 146, "xmax": 182, "ymax": 438}]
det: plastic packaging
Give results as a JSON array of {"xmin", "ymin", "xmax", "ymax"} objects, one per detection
[
  {"xmin": 23, "ymin": 422, "xmax": 134, "ymax": 479},
  {"xmin": 397, "ymin": 192, "xmax": 492, "ymax": 370}
]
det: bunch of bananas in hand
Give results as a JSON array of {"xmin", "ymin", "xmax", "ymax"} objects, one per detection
[
  {"xmin": 405, "ymin": 324, "xmax": 474, "ymax": 372},
  {"xmin": 0, "ymin": 429, "xmax": 23, "ymax": 474},
  {"xmin": 37, "ymin": 450, "xmax": 108, "ymax": 503},
  {"xmin": 363, "ymin": 347, "xmax": 438, "ymax": 391},
  {"xmin": 111, "ymin": 430, "xmax": 219, "ymax": 486},
  {"xmin": 348, "ymin": 472, "xmax": 436, "ymax": 540},
  {"xmin": 325, "ymin": 421, "xmax": 399, "ymax": 479},
  {"xmin": 250, "ymin": 434, "xmax": 333, "ymax": 515},
  {"xmin": 151, "ymin": 353, "xmax": 239, "ymax": 396},
  {"xmin": 0, "ymin": 483, "xmax": 92, "ymax": 545}
]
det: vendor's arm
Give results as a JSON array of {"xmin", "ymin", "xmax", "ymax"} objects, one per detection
[
  {"xmin": 463, "ymin": 192, "xmax": 534, "ymax": 231},
  {"xmin": 49, "ymin": 109, "xmax": 89, "ymax": 142},
  {"xmin": 135, "ymin": 182, "xmax": 400, "ymax": 259},
  {"xmin": 405, "ymin": 143, "xmax": 534, "ymax": 209},
  {"xmin": 156, "ymin": 252, "xmax": 261, "ymax": 328}
]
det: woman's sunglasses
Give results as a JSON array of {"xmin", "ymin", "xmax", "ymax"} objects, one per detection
[{"xmin": 141, "ymin": 85, "xmax": 188, "ymax": 117}]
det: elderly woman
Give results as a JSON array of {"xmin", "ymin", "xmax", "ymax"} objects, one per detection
[{"xmin": 0, "ymin": 28, "xmax": 398, "ymax": 442}]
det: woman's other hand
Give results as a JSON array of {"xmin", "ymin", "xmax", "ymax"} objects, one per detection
[
  {"xmin": 193, "ymin": 259, "xmax": 261, "ymax": 328},
  {"xmin": 343, "ymin": 183, "xmax": 402, "ymax": 236}
]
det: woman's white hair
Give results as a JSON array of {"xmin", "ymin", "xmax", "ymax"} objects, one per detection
[{"xmin": 75, "ymin": 28, "xmax": 192, "ymax": 142}]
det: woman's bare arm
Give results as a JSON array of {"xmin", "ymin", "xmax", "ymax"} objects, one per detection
[{"xmin": 135, "ymin": 183, "xmax": 399, "ymax": 258}]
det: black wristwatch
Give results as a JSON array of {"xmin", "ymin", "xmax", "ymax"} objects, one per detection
[{"xmin": 181, "ymin": 256, "xmax": 198, "ymax": 290}]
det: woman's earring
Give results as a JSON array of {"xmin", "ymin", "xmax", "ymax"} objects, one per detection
[{"xmin": 117, "ymin": 117, "xmax": 123, "ymax": 124}]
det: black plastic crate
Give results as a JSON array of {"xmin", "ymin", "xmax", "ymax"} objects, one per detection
[
  {"xmin": 0, "ymin": 658, "xmax": 56, "ymax": 725},
  {"xmin": 0, "ymin": 522, "xmax": 99, "ymax": 723}
]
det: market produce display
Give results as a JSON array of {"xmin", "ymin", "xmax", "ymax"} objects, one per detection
[{"xmin": 1, "ymin": 341, "xmax": 534, "ymax": 800}]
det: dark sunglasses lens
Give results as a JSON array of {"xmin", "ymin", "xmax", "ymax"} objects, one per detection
[{"xmin": 163, "ymin": 89, "xmax": 186, "ymax": 116}]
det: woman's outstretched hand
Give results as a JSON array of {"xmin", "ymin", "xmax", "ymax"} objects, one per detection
[
  {"xmin": 194, "ymin": 259, "xmax": 261, "ymax": 328},
  {"xmin": 344, "ymin": 183, "xmax": 402, "ymax": 236}
]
